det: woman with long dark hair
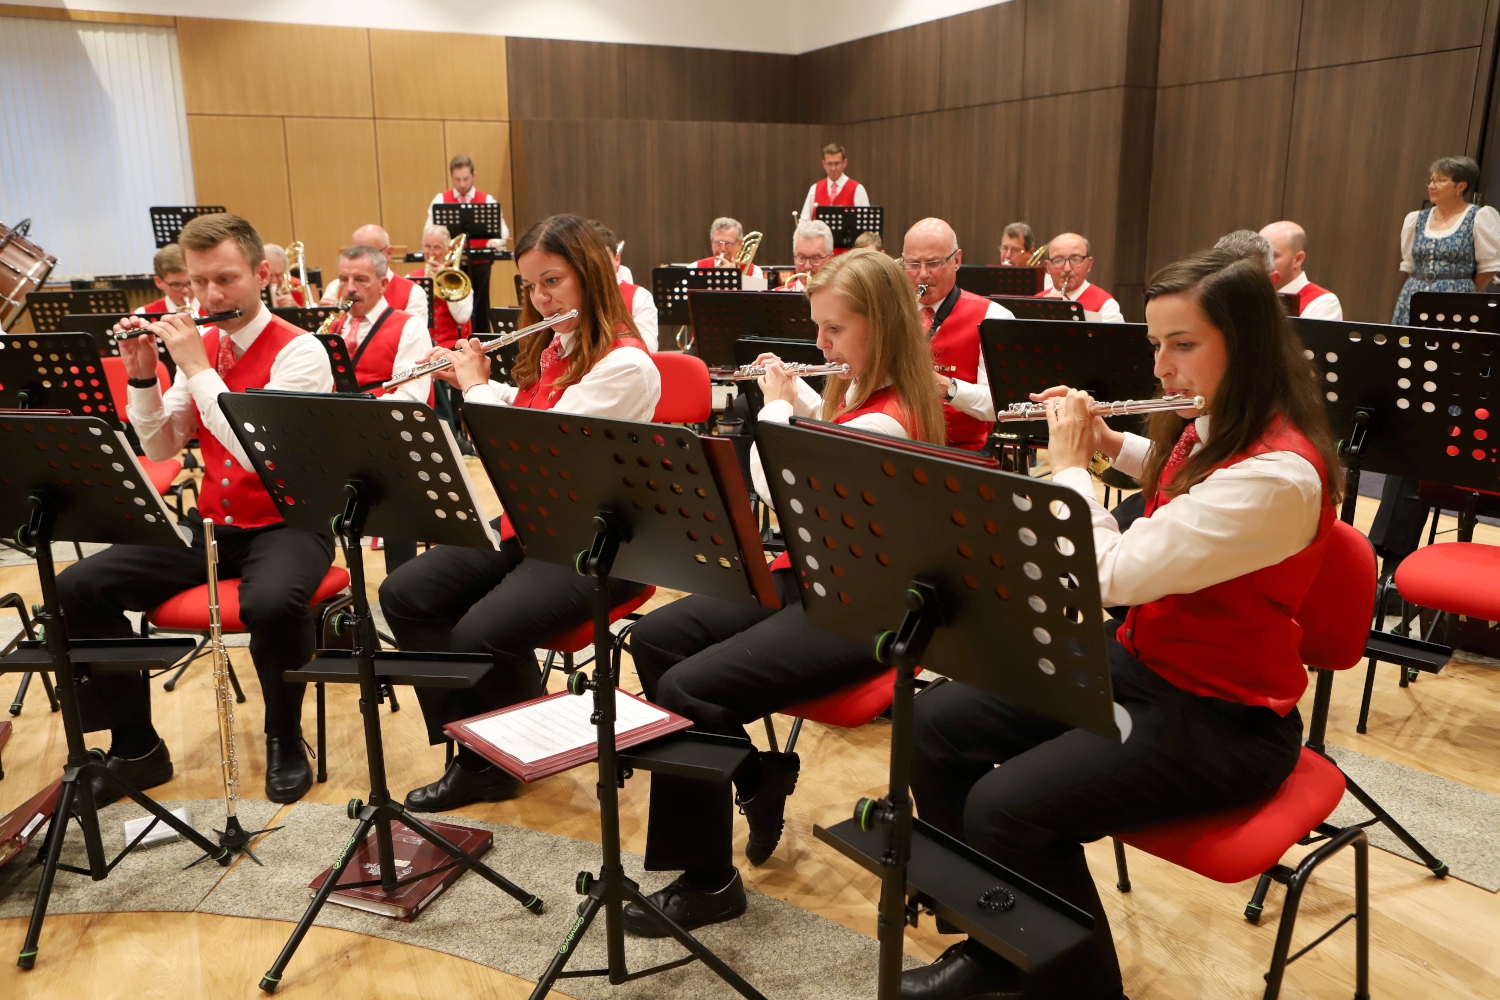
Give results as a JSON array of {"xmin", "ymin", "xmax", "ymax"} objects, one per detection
[
  {"xmin": 901, "ymin": 248, "xmax": 1342, "ymax": 1000},
  {"xmin": 379, "ymin": 214, "xmax": 661, "ymax": 812}
]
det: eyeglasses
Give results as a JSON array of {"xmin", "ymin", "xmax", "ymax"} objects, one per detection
[
  {"xmin": 163, "ymin": 280, "xmax": 191, "ymax": 292},
  {"xmin": 793, "ymin": 253, "xmax": 831, "ymax": 265},
  {"xmin": 1048, "ymin": 255, "xmax": 1090, "ymax": 268},
  {"xmin": 711, "ymin": 239, "xmax": 741, "ymax": 250},
  {"xmin": 900, "ymin": 248, "xmax": 960, "ymax": 273}
]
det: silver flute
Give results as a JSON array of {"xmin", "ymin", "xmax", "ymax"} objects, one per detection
[
  {"xmin": 710, "ymin": 361, "xmax": 852, "ymax": 380},
  {"xmin": 994, "ymin": 393, "xmax": 1206, "ymax": 423},
  {"xmin": 383, "ymin": 308, "xmax": 580, "ymax": 388}
]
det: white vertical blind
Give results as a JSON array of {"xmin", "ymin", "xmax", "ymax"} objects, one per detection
[{"xmin": 0, "ymin": 17, "xmax": 194, "ymax": 279}]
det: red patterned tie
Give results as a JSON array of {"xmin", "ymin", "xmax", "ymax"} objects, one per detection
[
  {"xmin": 921, "ymin": 307, "xmax": 935, "ymax": 335},
  {"xmin": 215, "ymin": 332, "xmax": 237, "ymax": 377},
  {"xmin": 344, "ymin": 315, "xmax": 359, "ymax": 351},
  {"xmin": 1160, "ymin": 420, "xmax": 1201, "ymax": 489}
]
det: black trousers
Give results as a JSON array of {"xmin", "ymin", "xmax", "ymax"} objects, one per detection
[
  {"xmin": 911, "ymin": 625, "xmax": 1304, "ymax": 998},
  {"xmin": 465, "ymin": 260, "xmax": 492, "ymax": 333},
  {"xmin": 56, "ymin": 519, "xmax": 335, "ymax": 738},
  {"xmin": 632, "ymin": 570, "xmax": 885, "ymax": 872},
  {"xmin": 378, "ymin": 536, "xmax": 644, "ymax": 745}
]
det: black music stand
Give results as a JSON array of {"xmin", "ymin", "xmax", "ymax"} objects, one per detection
[
  {"xmin": 71, "ymin": 289, "xmax": 130, "ymax": 315},
  {"xmin": 270, "ymin": 306, "xmax": 341, "ymax": 332},
  {"xmin": 461, "ymin": 403, "xmax": 776, "ymax": 1000},
  {"xmin": 958, "ymin": 266, "xmax": 1048, "ymax": 297},
  {"xmin": 813, "ymin": 205, "xmax": 884, "ymax": 249},
  {"xmin": 757, "ymin": 418, "xmax": 1108, "ymax": 999},
  {"xmin": 410, "ymin": 275, "xmax": 435, "ymax": 330},
  {"xmin": 22, "ymin": 291, "xmax": 73, "ymax": 333},
  {"xmin": 990, "ymin": 295, "xmax": 1084, "ymax": 322},
  {"xmin": 1409, "ymin": 291, "xmax": 1500, "ymax": 333},
  {"xmin": 484, "ymin": 307, "xmax": 523, "ymax": 382},
  {"xmin": 0, "ymin": 332, "xmax": 121, "ymax": 423},
  {"xmin": 215, "ymin": 391, "xmax": 545, "ymax": 994},
  {"xmin": 651, "ymin": 265, "xmax": 742, "ymax": 328},
  {"xmin": 687, "ymin": 290, "xmax": 818, "ymax": 368},
  {"xmin": 149, "ymin": 206, "xmax": 226, "ymax": 248},
  {"xmin": 55, "ymin": 314, "xmax": 175, "ymax": 375},
  {"xmin": 432, "ymin": 204, "xmax": 506, "ymax": 334},
  {"xmin": 0, "ymin": 413, "xmax": 224, "ymax": 970},
  {"xmin": 308, "ymin": 331, "xmax": 361, "ymax": 395}
]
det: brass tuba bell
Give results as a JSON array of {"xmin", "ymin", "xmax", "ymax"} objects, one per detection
[{"xmin": 432, "ymin": 234, "xmax": 472, "ymax": 301}]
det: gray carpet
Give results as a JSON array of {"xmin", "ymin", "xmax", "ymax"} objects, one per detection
[
  {"xmin": 200, "ymin": 801, "xmax": 894, "ymax": 999},
  {"xmin": 0, "ymin": 797, "xmax": 283, "ymax": 918},
  {"xmin": 1326, "ymin": 744, "xmax": 1500, "ymax": 891}
]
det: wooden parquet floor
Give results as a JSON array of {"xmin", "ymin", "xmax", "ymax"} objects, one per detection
[{"xmin": 0, "ymin": 470, "xmax": 1497, "ymax": 999}]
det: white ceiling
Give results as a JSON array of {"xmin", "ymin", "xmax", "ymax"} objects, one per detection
[{"xmin": 20, "ymin": 0, "xmax": 1008, "ymax": 54}]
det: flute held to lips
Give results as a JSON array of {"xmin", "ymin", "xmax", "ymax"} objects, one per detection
[
  {"xmin": 116, "ymin": 309, "xmax": 243, "ymax": 338},
  {"xmin": 383, "ymin": 308, "xmax": 580, "ymax": 389},
  {"xmin": 994, "ymin": 393, "xmax": 1206, "ymax": 423}
]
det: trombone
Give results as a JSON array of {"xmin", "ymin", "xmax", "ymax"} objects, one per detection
[
  {"xmin": 715, "ymin": 231, "xmax": 763, "ymax": 270},
  {"xmin": 432, "ymin": 234, "xmax": 472, "ymax": 301}
]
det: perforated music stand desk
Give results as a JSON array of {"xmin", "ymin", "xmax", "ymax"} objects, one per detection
[
  {"xmin": 688, "ymin": 290, "xmax": 818, "ymax": 368},
  {"xmin": 430, "ymin": 203, "xmax": 506, "ymax": 243},
  {"xmin": 270, "ymin": 306, "xmax": 340, "ymax": 331},
  {"xmin": 958, "ymin": 266, "xmax": 1047, "ymax": 297},
  {"xmin": 461, "ymin": 403, "xmax": 776, "ymax": 1000},
  {"xmin": 58, "ymin": 314, "xmax": 177, "ymax": 375},
  {"xmin": 1409, "ymin": 291, "xmax": 1500, "ymax": 333},
  {"xmin": 149, "ymin": 206, "xmax": 225, "ymax": 247},
  {"xmin": 308, "ymin": 331, "xmax": 361, "ymax": 395},
  {"xmin": 0, "ymin": 413, "xmax": 218, "ymax": 969},
  {"xmin": 757, "ymin": 418, "xmax": 1108, "ymax": 997},
  {"xmin": 0, "ymin": 332, "xmax": 123, "ymax": 425},
  {"xmin": 652, "ymin": 265, "xmax": 742, "ymax": 327},
  {"xmin": 813, "ymin": 205, "xmax": 884, "ymax": 248},
  {"xmin": 217, "ymin": 391, "xmax": 545, "ymax": 993},
  {"xmin": 22, "ymin": 291, "xmax": 73, "ymax": 333},
  {"xmin": 990, "ymin": 295, "xmax": 1084, "ymax": 322}
]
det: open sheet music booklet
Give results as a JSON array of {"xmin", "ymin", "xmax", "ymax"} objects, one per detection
[{"xmin": 445, "ymin": 688, "xmax": 693, "ymax": 782}]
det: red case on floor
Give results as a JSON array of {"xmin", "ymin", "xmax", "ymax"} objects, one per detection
[
  {"xmin": 0, "ymin": 777, "xmax": 63, "ymax": 870},
  {"xmin": 307, "ymin": 819, "xmax": 491, "ymax": 921}
]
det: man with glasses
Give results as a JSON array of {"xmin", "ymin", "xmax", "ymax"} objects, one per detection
[
  {"xmin": 999, "ymin": 221, "xmax": 1053, "ymax": 290},
  {"xmin": 694, "ymin": 217, "xmax": 767, "ymax": 290},
  {"xmin": 135, "ymin": 243, "xmax": 202, "ymax": 317},
  {"xmin": 777, "ymin": 220, "xmax": 835, "ymax": 292},
  {"xmin": 1037, "ymin": 232, "xmax": 1123, "ymax": 323},
  {"xmin": 903, "ymin": 218, "xmax": 1014, "ymax": 452}
]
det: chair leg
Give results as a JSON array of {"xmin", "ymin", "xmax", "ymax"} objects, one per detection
[
  {"xmin": 226, "ymin": 661, "xmax": 246, "ymax": 704},
  {"xmin": 445, "ymin": 738, "xmax": 455, "ymax": 769},
  {"xmin": 1112, "ymin": 839, "xmax": 1131, "ymax": 892},
  {"xmin": 315, "ymin": 682, "xmax": 328, "ymax": 783},
  {"xmin": 1261, "ymin": 827, "xmax": 1369, "ymax": 1000},
  {"xmin": 539, "ymin": 649, "xmax": 557, "ymax": 686},
  {"xmin": 1245, "ymin": 871, "xmax": 1276, "ymax": 923},
  {"xmin": 1356, "ymin": 655, "xmax": 1379, "ymax": 734},
  {"xmin": 784, "ymin": 717, "xmax": 804, "ymax": 755},
  {"xmin": 382, "ymin": 682, "xmax": 400, "ymax": 712},
  {"xmin": 761, "ymin": 716, "xmax": 779, "ymax": 753},
  {"xmin": 38, "ymin": 668, "xmax": 58, "ymax": 712}
]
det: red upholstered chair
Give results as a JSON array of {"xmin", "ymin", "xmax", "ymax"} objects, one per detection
[
  {"xmin": 1109, "ymin": 521, "xmax": 1375, "ymax": 1000},
  {"xmin": 760, "ymin": 668, "xmax": 897, "ymax": 756},
  {"xmin": 537, "ymin": 586, "xmax": 657, "ymax": 685},
  {"xmin": 101, "ymin": 356, "xmax": 195, "ymax": 510},
  {"xmin": 650, "ymin": 352, "xmax": 712, "ymax": 426}
]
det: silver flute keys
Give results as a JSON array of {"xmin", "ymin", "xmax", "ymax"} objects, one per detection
[
  {"xmin": 994, "ymin": 393, "xmax": 1206, "ymax": 423},
  {"xmin": 383, "ymin": 308, "xmax": 581, "ymax": 389}
]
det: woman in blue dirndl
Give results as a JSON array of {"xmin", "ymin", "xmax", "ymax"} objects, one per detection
[{"xmin": 1393, "ymin": 155, "xmax": 1500, "ymax": 325}]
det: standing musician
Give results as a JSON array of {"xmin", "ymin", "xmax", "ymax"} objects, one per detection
[
  {"xmin": 1037, "ymin": 232, "xmax": 1124, "ymax": 323},
  {"xmin": 378, "ymin": 214, "xmax": 660, "ymax": 812},
  {"xmin": 798, "ymin": 142, "xmax": 870, "ymax": 224},
  {"xmin": 264, "ymin": 243, "xmax": 311, "ymax": 307},
  {"xmin": 320, "ymin": 224, "xmax": 428, "ymax": 327},
  {"xmin": 1260, "ymin": 220, "xmax": 1344, "ymax": 320},
  {"xmin": 777, "ymin": 219, "xmax": 835, "ymax": 292},
  {"xmin": 591, "ymin": 220, "xmax": 658, "ymax": 351},
  {"xmin": 427, "ymin": 154, "xmax": 508, "ymax": 332},
  {"xmin": 411, "ymin": 224, "xmax": 474, "ymax": 350},
  {"xmin": 694, "ymin": 217, "xmax": 768, "ymax": 289},
  {"xmin": 901, "ymin": 248, "xmax": 1339, "ymax": 1000},
  {"xmin": 135, "ymin": 243, "xmax": 201, "ymax": 316},
  {"xmin": 57, "ymin": 213, "xmax": 335, "ymax": 804},
  {"xmin": 622, "ymin": 250, "xmax": 946, "ymax": 937},
  {"xmin": 904, "ymin": 218, "xmax": 1013, "ymax": 452}
]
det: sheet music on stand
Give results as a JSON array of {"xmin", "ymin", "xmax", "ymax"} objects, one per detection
[
  {"xmin": 431, "ymin": 203, "xmax": 506, "ymax": 242},
  {"xmin": 687, "ymin": 290, "xmax": 818, "ymax": 368},
  {"xmin": 958, "ymin": 266, "xmax": 1047, "ymax": 297},
  {"xmin": 651, "ymin": 265, "xmax": 744, "ymax": 327},
  {"xmin": 1409, "ymin": 292, "xmax": 1500, "ymax": 333},
  {"xmin": 990, "ymin": 295, "xmax": 1084, "ymax": 322},
  {"xmin": 813, "ymin": 205, "xmax": 883, "ymax": 249},
  {"xmin": 149, "ymin": 206, "xmax": 226, "ymax": 248}
]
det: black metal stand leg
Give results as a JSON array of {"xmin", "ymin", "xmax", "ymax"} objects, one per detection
[
  {"xmin": 1356, "ymin": 656, "xmax": 1379, "ymax": 734},
  {"xmin": 315, "ymin": 682, "xmax": 328, "ymax": 784},
  {"xmin": 10, "ymin": 671, "xmax": 34, "ymax": 715},
  {"xmin": 17, "ymin": 777, "xmax": 77, "ymax": 969},
  {"xmin": 227, "ymin": 660, "xmax": 246, "ymax": 703},
  {"xmin": 1112, "ymin": 839, "xmax": 1131, "ymax": 893},
  {"xmin": 1340, "ymin": 773, "xmax": 1447, "ymax": 877}
]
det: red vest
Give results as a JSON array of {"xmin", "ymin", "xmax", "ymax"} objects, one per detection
[
  {"xmin": 929, "ymin": 289, "xmax": 992, "ymax": 450},
  {"xmin": 410, "ymin": 268, "xmax": 471, "ymax": 349},
  {"xmin": 813, "ymin": 177, "xmax": 860, "ymax": 207},
  {"xmin": 619, "ymin": 281, "xmax": 641, "ymax": 313},
  {"xmin": 693, "ymin": 257, "xmax": 761, "ymax": 277},
  {"xmin": 1119, "ymin": 421, "xmax": 1335, "ymax": 714},
  {"xmin": 197, "ymin": 316, "xmax": 305, "ymax": 528},
  {"xmin": 1038, "ymin": 283, "xmax": 1114, "ymax": 316},
  {"xmin": 384, "ymin": 271, "xmax": 417, "ymax": 314},
  {"xmin": 1296, "ymin": 281, "xmax": 1332, "ymax": 315},
  {"xmin": 338, "ymin": 308, "xmax": 414, "ymax": 398},
  {"xmin": 441, "ymin": 189, "xmax": 491, "ymax": 248}
]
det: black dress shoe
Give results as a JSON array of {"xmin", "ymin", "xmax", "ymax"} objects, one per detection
[
  {"xmin": 737, "ymin": 750, "xmax": 799, "ymax": 866},
  {"xmin": 901, "ymin": 941, "xmax": 1024, "ymax": 999},
  {"xmin": 622, "ymin": 870, "xmax": 747, "ymax": 938},
  {"xmin": 265, "ymin": 735, "xmax": 313, "ymax": 803},
  {"xmin": 404, "ymin": 760, "xmax": 519, "ymax": 812},
  {"xmin": 85, "ymin": 740, "xmax": 173, "ymax": 807}
]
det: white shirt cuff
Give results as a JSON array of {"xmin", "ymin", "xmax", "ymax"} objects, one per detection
[
  {"xmin": 1053, "ymin": 467, "xmax": 1098, "ymax": 504},
  {"xmin": 1113, "ymin": 432, "xmax": 1151, "ymax": 479},
  {"xmin": 758, "ymin": 399, "xmax": 796, "ymax": 425}
]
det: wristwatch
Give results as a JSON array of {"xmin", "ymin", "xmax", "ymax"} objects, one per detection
[
  {"xmin": 127, "ymin": 376, "xmax": 160, "ymax": 389},
  {"xmin": 945, "ymin": 378, "xmax": 958, "ymax": 401}
]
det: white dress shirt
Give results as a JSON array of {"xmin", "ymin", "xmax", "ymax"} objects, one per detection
[
  {"xmin": 321, "ymin": 276, "xmax": 428, "ymax": 325},
  {"xmin": 426, "ymin": 189, "xmax": 510, "ymax": 245},
  {"xmin": 624, "ymin": 285, "xmax": 659, "ymax": 352},
  {"xmin": 799, "ymin": 176, "xmax": 870, "ymax": 223},
  {"xmin": 1399, "ymin": 203, "xmax": 1500, "ymax": 273},
  {"xmin": 751, "ymin": 378, "xmax": 905, "ymax": 505},
  {"xmin": 943, "ymin": 299, "xmax": 1012, "ymax": 422},
  {"xmin": 1052, "ymin": 417, "xmax": 1323, "ymax": 608},
  {"xmin": 617, "ymin": 264, "xmax": 635, "ymax": 284},
  {"xmin": 343, "ymin": 297, "xmax": 434, "ymax": 404},
  {"xmin": 134, "ymin": 296, "xmax": 199, "ymax": 316},
  {"xmin": 1062, "ymin": 280, "xmax": 1125, "ymax": 324},
  {"xmin": 441, "ymin": 289, "xmax": 474, "ymax": 326},
  {"xmin": 1277, "ymin": 271, "xmax": 1343, "ymax": 321},
  {"xmin": 463, "ymin": 330, "xmax": 661, "ymax": 420},
  {"xmin": 127, "ymin": 302, "xmax": 333, "ymax": 471}
]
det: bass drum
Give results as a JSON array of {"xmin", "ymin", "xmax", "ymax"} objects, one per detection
[{"xmin": 0, "ymin": 219, "xmax": 58, "ymax": 331}]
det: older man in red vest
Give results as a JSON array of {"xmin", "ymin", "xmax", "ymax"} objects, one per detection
[
  {"xmin": 903, "ymin": 218, "xmax": 1013, "ymax": 451},
  {"xmin": 321, "ymin": 224, "xmax": 428, "ymax": 326},
  {"xmin": 62, "ymin": 212, "xmax": 334, "ymax": 805},
  {"xmin": 332, "ymin": 245, "xmax": 433, "ymax": 403},
  {"xmin": 411, "ymin": 224, "xmax": 474, "ymax": 350},
  {"xmin": 1036, "ymin": 233, "xmax": 1124, "ymax": 323}
]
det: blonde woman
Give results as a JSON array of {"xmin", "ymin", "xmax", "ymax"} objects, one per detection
[{"xmin": 621, "ymin": 250, "xmax": 945, "ymax": 937}]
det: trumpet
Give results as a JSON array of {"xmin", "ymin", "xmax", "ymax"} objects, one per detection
[
  {"xmin": 994, "ymin": 393, "xmax": 1206, "ymax": 423},
  {"xmin": 316, "ymin": 298, "xmax": 355, "ymax": 337},
  {"xmin": 432, "ymin": 234, "xmax": 471, "ymax": 301},
  {"xmin": 709, "ymin": 361, "xmax": 851, "ymax": 381},
  {"xmin": 384, "ymin": 308, "xmax": 580, "ymax": 388}
]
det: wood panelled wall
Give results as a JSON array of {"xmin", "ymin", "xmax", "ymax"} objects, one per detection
[{"xmin": 176, "ymin": 19, "xmax": 519, "ymax": 302}]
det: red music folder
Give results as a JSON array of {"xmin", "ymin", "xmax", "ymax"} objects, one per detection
[
  {"xmin": 444, "ymin": 687, "xmax": 693, "ymax": 783},
  {"xmin": 0, "ymin": 777, "xmax": 63, "ymax": 870},
  {"xmin": 307, "ymin": 819, "xmax": 491, "ymax": 921}
]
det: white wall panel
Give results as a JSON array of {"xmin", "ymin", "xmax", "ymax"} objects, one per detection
[{"xmin": 0, "ymin": 17, "xmax": 193, "ymax": 278}]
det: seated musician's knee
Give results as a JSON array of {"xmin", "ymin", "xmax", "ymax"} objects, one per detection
[{"xmin": 236, "ymin": 585, "xmax": 311, "ymax": 633}]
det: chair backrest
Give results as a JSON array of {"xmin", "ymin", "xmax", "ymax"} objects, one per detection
[
  {"xmin": 650, "ymin": 351, "xmax": 712, "ymax": 424},
  {"xmin": 1294, "ymin": 520, "xmax": 1376, "ymax": 671},
  {"xmin": 101, "ymin": 355, "xmax": 172, "ymax": 425}
]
